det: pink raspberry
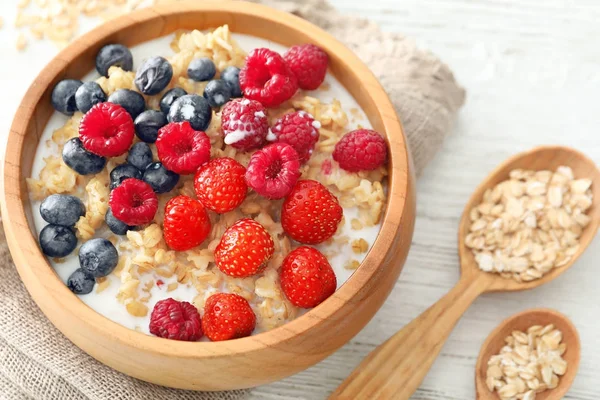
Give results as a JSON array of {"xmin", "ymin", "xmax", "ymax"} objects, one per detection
[
  {"xmin": 156, "ymin": 121, "xmax": 211, "ymax": 175},
  {"xmin": 268, "ymin": 111, "xmax": 320, "ymax": 163},
  {"xmin": 245, "ymin": 143, "xmax": 301, "ymax": 199},
  {"xmin": 149, "ymin": 298, "xmax": 203, "ymax": 341},
  {"xmin": 332, "ymin": 129, "xmax": 387, "ymax": 172},
  {"xmin": 220, "ymin": 98, "xmax": 269, "ymax": 151},
  {"xmin": 283, "ymin": 44, "xmax": 329, "ymax": 90},
  {"xmin": 79, "ymin": 102, "xmax": 134, "ymax": 157},
  {"xmin": 109, "ymin": 178, "xmax": 158, "ymax": 226},
  {"xmin": 239, "ymin": 48, "xmax": 298, "ymax": 107}
]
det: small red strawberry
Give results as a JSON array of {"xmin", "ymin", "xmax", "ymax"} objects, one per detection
[
  {"xmin": 202, "ymin": 293, "xmax": 256, "ymax": 341},
  {"xmin": 281, "ymin": 180, "xmax": 343, "ymax": 244},
  {"xmin": 268, "ymin": 111, "xmax": 320, "ymax": 163},
  {"xmin": 279, "ymin": 246, "xmax": 337, "ymax": 308},
  {"xmin": 194, "ymin": 157, "xmax": 247, "ymax": 214},
  {"xmin": 79, "ymin": 102, "xmax": 135, "ymax": 157},
  {"xmin": 214, "ymin": 218, "xmax": 274, "ymax": 277},
  {"xmin": 109, "ymin": 178, "xmax": 158, "ymax": 225},
  {"xmin": 220, "ymin": 98, "xmax": 269, "ymax": 151},
  {"xmin": 149, "ymin": 298, "xmax": 203, "ymax": 341},
  {"xmin": 163, "ymin": 195, "xmax": 211, "ymax": 251},
  {"xmin": 156, "ymin": 121, "xmax": 211, "ymax": 175},
  {"xmin": 245, "ymin": 142, "xmax": 301, "ymax": 200}
]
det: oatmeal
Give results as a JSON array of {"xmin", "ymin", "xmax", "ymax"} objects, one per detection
[{"xmin": 27, "ymin": 26, "xmax": 388, "ymax": 340}]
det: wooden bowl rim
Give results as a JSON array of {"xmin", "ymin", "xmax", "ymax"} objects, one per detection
[{"xmin": 1, "ymin": 0, "xmax": 411, "ymax": 358}]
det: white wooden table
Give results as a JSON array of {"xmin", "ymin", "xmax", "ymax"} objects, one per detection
[{"xmin": 2, "ymin": 1, "xmax": 600, "ymax": 399}]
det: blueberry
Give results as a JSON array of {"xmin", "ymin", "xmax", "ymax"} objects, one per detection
[
  {"xmin": 134, "ymin": 56, "xmax": 173, "ymax": 95},
  {"xmin": 39, "ymin": 224, "xmax": 77, "ymax": 258},
  {"xmin": 187, "ymin": 58, "xmax": 216, "ymax": 82},
  {"xmin": 51, "ymin": 79, "xmax": 83, "ymax": 116},
  {"xmin": 143, "ymin": 162, "xmax": 179, "ymax": 193},
  {"xmin": 107, "ymin": 89, "xmax": 145, "ymax": 119},
  {"xmin": 221, "ymin": 66, "xmax": 242, "ymax": 97},
  {"xmin": 78, "ymin": 238, "xmax": 118, "ymax": 278},
  {"xmin": 40, "ymin": 194, "xmax": 85, "ymax": 227},
  {"xmin": 109, "ymin": 164, "xmax": 142, "ymax": 190},
  {"xmin": 127, "ymin": 142, "xmax": 153, "ymax": 170},
  {"xmin": 168, "ymin": 94, "xmax": 212, "ymax": 131},
  {"xmin": 67, "ymin": 268, "xmax": 96, "ymax": 295},
  {"xmin": 159, "ymin": 87, "xmax": 187, "ymax": 115},
  {"xmin": 75, "ymin": 81, "xmax": 106, "ymax": 113},
  {"xmin": 105, "ymin": 208, "xmax": 135, "ymax": 235},
  {"xmin": 203, "ymin": 79, "xmax": 232, "ymax": 108},
  {"xmin": 134, "ymin": 110, "xmax": 167, "ymax": 143},
  {"xmin": 96, "ymin": 44, "xmax": 133, "ymax": 77},
  {"xmin": 62, "ymin": 138, "xmax": 106, "ymax": 175}
]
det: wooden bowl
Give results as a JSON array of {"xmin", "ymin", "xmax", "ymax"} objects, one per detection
[
  {"xmin": 475, "ymin": 309, "xmax": 581, "ymax": 399},
  {"xmin": 0, "ymin": 1, "xmax": 415, "ymax": 391}
]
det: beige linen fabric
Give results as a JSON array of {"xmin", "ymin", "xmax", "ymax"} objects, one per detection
[{"xmin": 0, "ymin": 0, "xmax": 465, "ymax": 398}]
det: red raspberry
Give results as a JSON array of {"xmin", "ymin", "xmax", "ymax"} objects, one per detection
[
  {"xmin": 279, "ymin": 246, "xmax": 337, "ymax": 308},
  {"xmin": 156, "ymin": 122, "xmax": 211, "ymax": 175},
  {"xmin": 194, "ymin": 157, "xmax": 247, "ymax": 214},
  {"xmin": 332, "ymin": 129, "xmax": 388, "ymax": 172},
  {"xmin": 163, "ymin": 195, "xmax": 211, "ymax": 251},
  {"xmin": 283, "ymin": 44, "xmax": 329, "ymax": 90},
  {"xmin": 268, "ymin": 111, "xmax": 320, "ymax": 163},
  {"xmin": 149, "ymin": 298, "xmax": 203, "ymax": 341},
  {"xmin": 109, "ymin": 178, "xmax": 158, "ymax": 225},
  {"xmin": 281, "ymin": 180, "xmax": 343, "ymax": 244},
  {"xmin": 214, "ymin": 218, "xmax": 274, "ymax": 277},
  {"xmin": 245, "ymin": 143, "xmax": 301, "ymax": 200},
  {"xmin": 79, "ymin": 102, "xmax": 134, "ymax": 157},
  {"xmin": 220, "ymin": 98, "xmax": 268, "ymax": 151},
  {"xmin": 239, "ymin": 48, "xmax": 298, "ymax": 107},
  {"xmin": 202, "ymin": 293, "xmax": 256, "ymax": 341}
]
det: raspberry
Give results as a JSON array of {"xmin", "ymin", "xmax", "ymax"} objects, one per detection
[
  {"xmin": 281, "ymin": 179, "xmax": 343, "ymax": 244},
  {"xmin": 214, "ymin": 218, "xmax": 274, "ymax": 277},
  {"xmin": 156, "ymin": 121, "xmax": 211, "ymax": 175},
  {"xmin": 79, "ymin": 102, "xmax": 134, "ymax": 157},
  {"xmin": 268, "ymin": 111, "xmax": 320, "ymax": 163},
  {"xmin": 202, "ymin": 293, "xmax": 256, "ymax": 341},
  {"xmin": 220, "ymin": 98, "xmax": 268, "ymax": 151},
  {"xmin": 332, "ymin": 129, "xmax": 387, "ymax": 172},
  {"xmin": 163, "ymin": 195, "xmax": 211, "ymax": 251},
  {"xmin": 245, "ymin": 143, "xmax": 301, "ymax": 200},
  {"xmin": 149, "ymin": 298, "xmax": 203, "ymax": 341},
  {"xmin": 109, "ymin": 178, "xmax": 158, "ymax": 225},
  {"xmin": 283, "ymin": 44, "xmax": 329, "ymax": 90},
  {"xmin": 194, "ymin": 157, "xmax": 247, "ymax": 214},
  {"xmin": 279, "ymin": 246, "xmax": 337, "ymax": 308},
  {"xmin": 239, "ymin": 48, "xmax": 298, "ymax": 107}
]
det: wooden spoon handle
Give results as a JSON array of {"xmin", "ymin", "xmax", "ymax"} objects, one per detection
[{"xmin": 329, "ymin": 276, "xmax": 487, "ymax": 400}]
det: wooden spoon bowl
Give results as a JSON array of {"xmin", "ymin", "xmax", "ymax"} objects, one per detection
[
  {"xmin": 331, "ymin": 146, "xmax": 598, "ymax": 399},
  {"xmin": 475, "ymin": 308, "xmax": 581, "ymax": 399}
]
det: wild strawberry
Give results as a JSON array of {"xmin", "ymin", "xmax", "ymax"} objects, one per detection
[
  {"xmin": 283, "ymin": 44, "xmax": 328, "ymax": 90},
  {"xmin": 281, "ymin": 180, "xmax": 343, "ymax": 244},
  {"xmin": 163, "ymin": 195, "xmax": 211, "ymax": 251},
  {"xmin": 79, "ymin": 102, "xmax": 134, "ymax": 157},
  {"xmin": 194, "ymin": 157, "xmax": 248, "ymax": 213},
  {"xmin": 149, "ymin": 298, "xmax": 203, "ymax": 341},
  {"xmin": 156, "ymin": 121, "xmax": 211, "ymax": 175},
  {"xmin": 332, "ymin": 129, "xmax": 387, "ymax": 172},
  {"xmin": 220, "ymin": 98, "xmax": 268, "ymax": 151},
  {"xmin": 279, "ymin": 246, "xmax": 337, "ymax": 308},
  {"xmin": 202, "ymin": 293, "xmax": 256, "ymax": 341},
  {"xmin": 109, "ymin": 178, "xmax": 158, "ymax": 225},
  {"xmin": 268, "ymin": 111, "xmax": 320, "ymax": 163},
  {"xmin": 245, "ymin": 143, "xmax": 301, "ymax": 199},
  {"xmin": 239, "ymin": 48, "xmax": 298, "ymax": 107},
  {"xmin": 214, "ymin": 218, "xmax": 274, "ymax": 277}
]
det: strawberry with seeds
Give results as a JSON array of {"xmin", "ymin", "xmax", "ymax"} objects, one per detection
[
  {"xmin": 163, "ymin": 195, "xmax": 211, "ymax": 251},
  {"xmin": 194, "ymin": 157, "xmax": 248, "ymax": 213},
  {"xmin": 202, "ymin": 293, "xmax": 256, "ymax": 341}
]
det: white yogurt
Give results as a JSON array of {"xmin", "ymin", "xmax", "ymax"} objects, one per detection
[{"xmin": 29, "ymin": 33, "xmax": 380, "ymax": 335}]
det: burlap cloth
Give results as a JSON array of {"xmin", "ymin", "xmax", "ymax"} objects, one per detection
[{"xmin": 0, "ymin": 0, "xmax": 465, "ymax": 398}]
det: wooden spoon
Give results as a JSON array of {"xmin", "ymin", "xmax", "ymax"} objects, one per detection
[
  {"xmin": 475, "ymin": 308, "xmax": 580, "ymax": 400},
  {"xmin": 330, "ymin": 146, "xmax": 600, "ymax": 400}
]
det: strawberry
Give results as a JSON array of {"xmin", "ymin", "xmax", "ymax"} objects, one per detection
[
  {"xmin": 194, "ymin": 157, "xmax": 247, "ymax": 213},
  {"xmin": 279, "ymin": 246, "xmax": 337, "ymax": 308},
  {"xmin": 163, "ymin": 195, "xmax": 211, "ymax": 251},
  {"xmin": 202, "ymin": 293, "xmax": 256, "ymax": 341},
  {"xmin": 214, "ymin": 218, "xmax": 274, "ymax": 277},
  {"xmin": 281, "ymin": 180, "xmax": 343, "ymax": 244}
]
